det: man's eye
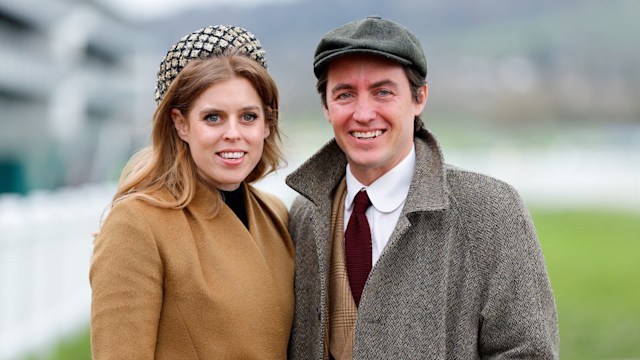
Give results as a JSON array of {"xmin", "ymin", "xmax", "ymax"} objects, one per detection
[
  {"xmin": 377, "ymin": 90, "xmax": 391, "ymax": 96},
  {"xmin": 204, "ymin": 114, "xmax": 221, "ymax": 122},
  {"xmin": 337, "ymin": 93, "xmax": 353, "ymax": 100}
]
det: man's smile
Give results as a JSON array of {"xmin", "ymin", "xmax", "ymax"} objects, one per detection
[{"xmin": 351, "ymin": 130, "xmax": 384, "ymax": 139}]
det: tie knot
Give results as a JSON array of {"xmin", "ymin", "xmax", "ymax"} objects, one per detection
[{"xmin": 352, "ymin": 190, "xmax": 372, "ymax": 214}]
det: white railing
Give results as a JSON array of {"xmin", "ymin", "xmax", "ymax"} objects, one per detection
[{"xmin": 0, "ymin": 183, "xmax": 115, "ymax": 360}]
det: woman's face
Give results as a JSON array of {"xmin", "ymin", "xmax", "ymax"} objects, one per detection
[{"xmin": 171, "ymin": 76, "xmax": 270, "ymax": 191}]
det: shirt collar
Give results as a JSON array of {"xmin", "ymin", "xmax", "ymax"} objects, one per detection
[{"xmin": 345, "ymin": 145, "xmax": 416, "ymax": 213}]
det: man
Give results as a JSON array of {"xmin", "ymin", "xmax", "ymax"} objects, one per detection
[{"xmin": 286, "ymin": 16, "xmax": 558, "ymax": 359}]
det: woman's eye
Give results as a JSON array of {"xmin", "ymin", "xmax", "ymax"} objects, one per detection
[
  {"xmin": 242, "ymin": 113, "xmax": 258, "ymax": 122},
  {"xmin": 204, "ymin": 114, "xmax": 221, "ymax": 123}
]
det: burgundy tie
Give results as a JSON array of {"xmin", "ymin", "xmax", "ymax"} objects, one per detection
[{"xmin": 345, "ymin": 190, "xmax": 372, "ymax": 307}]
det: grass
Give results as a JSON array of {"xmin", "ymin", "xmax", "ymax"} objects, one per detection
[
  {"xmin": 532, "ymin": 209, "xmax": 640, "ymax": 359},
  {"xmin": 27, "ymin": 209, "xmax": 640, "ymax": 359},
  {"xmin": 24, "ymin": 327, "xmax": 91, "ymax": 360}
]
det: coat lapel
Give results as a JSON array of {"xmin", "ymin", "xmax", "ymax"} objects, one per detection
[
  {"xmin": 373, "ymin": 128, "xmax": 451, "ymax": 272},
  {"xmin": 287, "ymin": 139, "xmax": 348, "ymax": 273}
]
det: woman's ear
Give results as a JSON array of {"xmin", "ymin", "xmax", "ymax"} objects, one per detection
[
  {"xmin": 263, "ymin": 122, "xmax": 271, "ymax": 139},
  {"xmin": 171, "ymin": 109, "xmax": 189, "ymax": 142}
]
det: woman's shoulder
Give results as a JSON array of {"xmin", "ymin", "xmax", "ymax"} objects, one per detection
[
  {"xmin": 103, "ymin": 188, "xmax": 182, "ymax": 229},
  {"xmin": 96, "ymin": 189, "xmax": 187, "ymax": 248},
  {"xmin": 111, "ymin": 188, "xmax": 174, "ymax": 212}
]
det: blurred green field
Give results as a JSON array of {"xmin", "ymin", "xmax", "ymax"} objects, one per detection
[
  {"xmin": 27, "ymin": 209, "xmax": 640, "ymax": 360},
  {"xmin": 532, "ymin": 209, "xmax": 640, "ymax": 360},
  {"xmin": 25, "ymin": 328, "xmax": 90, "ymax": 360}
]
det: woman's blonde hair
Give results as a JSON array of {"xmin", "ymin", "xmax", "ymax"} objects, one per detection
[{"xmin": 112, "ymin": 54, "xmax": 283, "ymax": 213}]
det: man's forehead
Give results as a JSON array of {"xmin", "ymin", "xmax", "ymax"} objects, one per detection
[
  {"xmin": 327, "ymin": 55, "xmax": 408, "ymax": 86},
  {"xmin": 327, "ymin": 53, "xmax": 404, "ymax": 72}
]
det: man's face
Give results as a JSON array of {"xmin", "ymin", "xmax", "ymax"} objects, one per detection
[{"xmin": 324, "ymin": 54, "xmax": 427, "ymax": 185}]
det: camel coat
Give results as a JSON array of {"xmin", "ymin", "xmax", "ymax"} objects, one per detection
[{"xmin": 90, "ymin": 182, "xmax": 294, "ymax": 359}]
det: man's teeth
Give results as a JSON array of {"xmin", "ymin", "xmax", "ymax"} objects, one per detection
[
  {"xmin": 352, "ymin": 130, "xmax": 383, "ymax": 139},
  {"xmin": 220, "ymin": 152, "xmax": 244, "ymax": 159}
]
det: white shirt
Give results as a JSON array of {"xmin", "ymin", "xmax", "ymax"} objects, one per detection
[{"xmin": 344, "ymin": 146, "xmax": 416, "ymax": 266}]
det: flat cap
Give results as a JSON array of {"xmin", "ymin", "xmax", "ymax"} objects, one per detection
[{"xmin": 313, "ymin": 16, "xmax": 427, "ymax": 79}]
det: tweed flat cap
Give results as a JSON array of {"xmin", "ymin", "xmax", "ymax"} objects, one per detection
[
  {"xmin": 155, "ymin": 24, "xmax": 267, "ymax": 103},
  {"xmin": 314, "ymin": 16, "xmax": 427, "ymax": 79}
]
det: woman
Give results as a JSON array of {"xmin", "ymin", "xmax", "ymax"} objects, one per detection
[{"xmin": 89, "ymin": 25, "xmax": 294, "ymax": 359}]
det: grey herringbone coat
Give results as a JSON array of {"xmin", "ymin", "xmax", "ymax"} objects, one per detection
[{"xmin": 285, "ymin": 128, "xmax": 559, "ymax": 359}]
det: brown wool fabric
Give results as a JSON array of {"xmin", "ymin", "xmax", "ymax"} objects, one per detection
[
  {"xmin": 344, "ymin": 190, "xmax": 372, "ymax": 307},
  {"xmin": 328, "ymin": 179, "xmax": 359, "ymax": 360},
  {"xmin": 90, "ymin": 182, "xmax": 294, "ymax": 359}
]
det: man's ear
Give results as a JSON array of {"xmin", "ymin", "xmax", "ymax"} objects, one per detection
[
  {"xmin": 414, "ymin": 84, "xmax": 428, "ymax": 115},
  {"xmin": 171, "ymin": 108, "xmax": 189, "ymax": 142},
  {"xmin": 322, "ymin": 104, "xmax": 331, "ymax": 124},
  {"xmin": 421, "ymin": 83, "xmax": 429, "ymax": 103}
]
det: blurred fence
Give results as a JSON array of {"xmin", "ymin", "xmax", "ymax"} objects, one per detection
[
  {"xmin": 447, "ymin": 145, "xmax": 640, "ymax": 212},
  {"xmin": 0, "ymin": 183, "xmax": 114, "ymax": 360}
]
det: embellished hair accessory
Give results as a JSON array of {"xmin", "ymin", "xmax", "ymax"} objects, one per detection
[{"xmin": 154, "ymin": 24, "xmax": 267, "ymax": 103}]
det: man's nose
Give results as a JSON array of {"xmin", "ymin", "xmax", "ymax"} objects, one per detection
[{"xmin": 352, "ymin": 96, "xmax": 375, "ymax": 122}]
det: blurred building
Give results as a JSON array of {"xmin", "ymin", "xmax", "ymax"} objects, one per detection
[
  {"xmin": 0, "ymin": 0, "xmax": 158, "ymax": 358},
  {"xmin": 0, "ymin": 0, "xmax": 157, "ymax": 194}
]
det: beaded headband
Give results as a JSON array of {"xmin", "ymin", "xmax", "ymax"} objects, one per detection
[{"xmin": 154, "ymin": 25, "xmax": 267, "ymax": 103}]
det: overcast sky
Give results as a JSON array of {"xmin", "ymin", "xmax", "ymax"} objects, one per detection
[{"xmin": 99, "ymin": 0, "xmax": 298, "ymax": 21}]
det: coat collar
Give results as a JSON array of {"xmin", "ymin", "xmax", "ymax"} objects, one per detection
[
  {"xmin": 286, "ymin": 139, "xmax": 347, "ymax": 209},
  {"xmin": 285, "ymin": 128, "xmax": 449, "ymax": 213}
]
